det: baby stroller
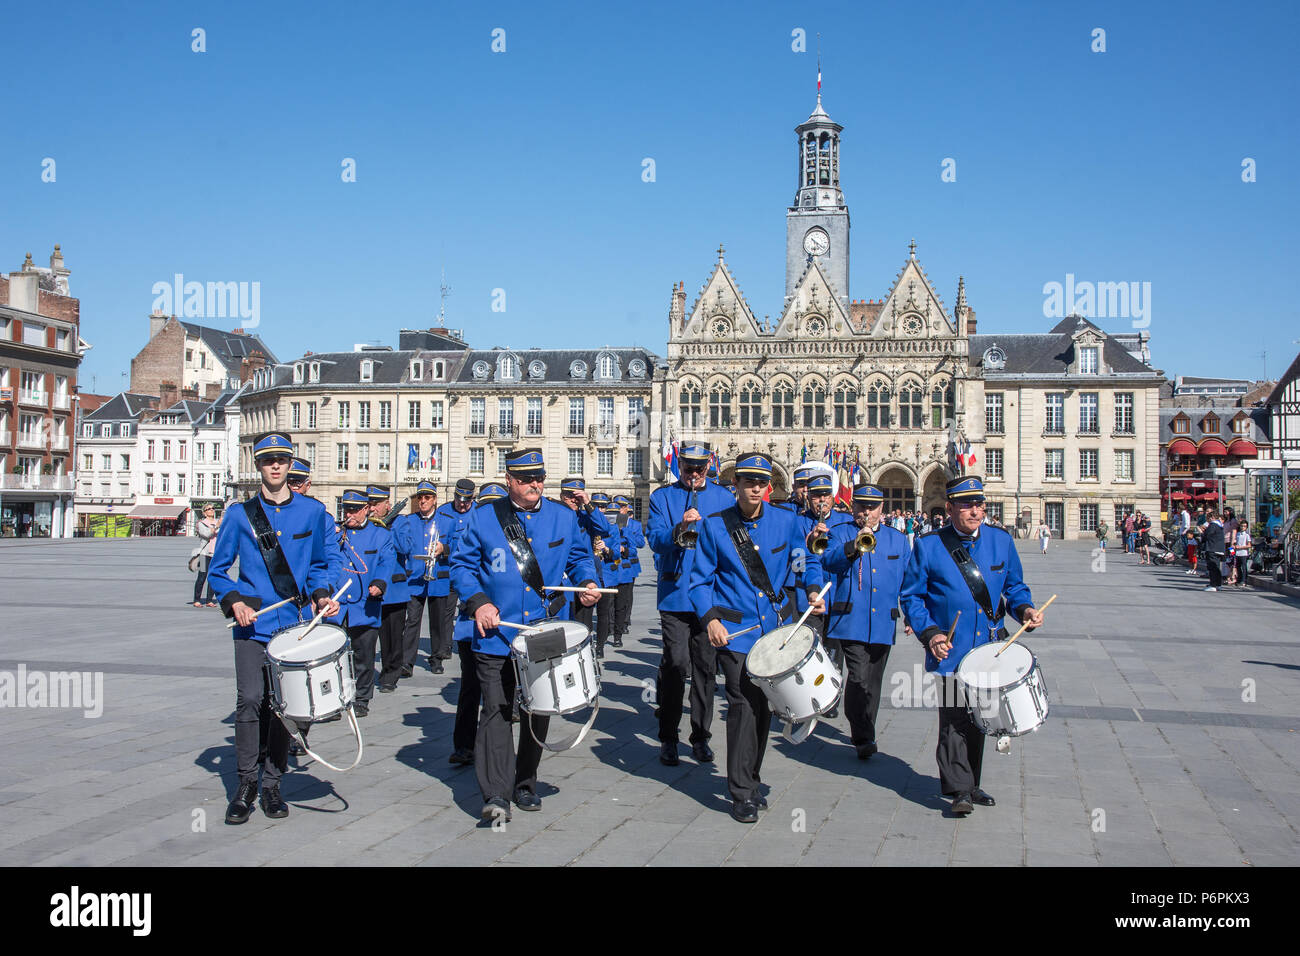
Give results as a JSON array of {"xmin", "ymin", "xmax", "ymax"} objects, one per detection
[{"xmin": 1146, "ymin": 534, "xmax": 1179, "ymax": 565}]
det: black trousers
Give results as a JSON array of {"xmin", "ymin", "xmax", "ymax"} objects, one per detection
[
  {"xmin": 404, "ymin": 591, "xmax": 454, "ymax": 666},
  {"xmin": 233, "ymin": 638, "xmax": 289, "ymax": 788},
  {"xmin": 717, "ymin": 647, "xmax": 770, "ymax": 802},
  {"xmin": 438, "ymin": 589, "xmax": 457, "ymax": 659},
  {"xmin": 614, "ymin": 581, "xmax": 634, "ymax": 635},
  {"xmin": 474, "ymin": 652, "xmax": 549, "ymax": 803},
  {"xmin": 1207, "ymin": 554, "xmax": 1224, "ymax": 588},
  {"xmin": 595, "ymin": 593, "xmax": 616, "ymax": 651},
  {"xmin": 348, "ymin": 623, "xmax": 379, "ymax": 704},
  {"xmin": 936, "ymin": 676, "xmax": 984, "ymax": 797},
  {"xmin": 452, "ymin": 640, "xmax": 481, "ymax": 753},
  {"xmin": 377, "ymin": 602, "xmax": 407, "ymax": 688},
  {"xmin": 570, "ymin": 601, "xmax": 594, "ymax": 630},
  {"xmin": 657, "ymin": 611, "xmax": 716, "ymax": 745},
  {"xmin": 841, "ymin": 641, "xmax": 891, "ymax": 750},
  {"xmin": 193, "ymin": 557, "xmax": 213, "ymax": 603}
]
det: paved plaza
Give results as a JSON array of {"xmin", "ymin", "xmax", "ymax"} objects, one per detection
[{"xmin": 0, "ymin": 536, "xmax": 1297, "ymax": 866}]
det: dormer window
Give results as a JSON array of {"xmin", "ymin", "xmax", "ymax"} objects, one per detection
[
  {"xmin": 570, "ymin": 360, "xmax": 588, "ymax": 379},
  {"xmin": 100, "ymin": 424, "xmax": 110, "ymax": 437},
  {"xmin": 1078, "ymin": 346, "xmax": 1098, "ymax": 374},
  {"xmin": 528, "ymin": 360, "xmax": 547, "ymax": 379},
  {"xmin": 410, "ymin": 360, "xmax": 423, "ymax": 381},
  {"xmin": 433, "ymin": 360, "xmax": 445, "ymax": 379},
  {"xmin": 1232, "ymin": 416, "xmax": 1251, "ymax": 435},
  {"xmin": 1171, "ymin": 416, "xmax": 1189, "ymax": 435},
  {"xmin": 500, "ymin": 355, "xmax": 518, "ymax": 380},
  {"xmin": 472, "ymin": 361, "xmax": 490, "ymax": 380},
  {"xmin": 119, "ymin": 423, "xmax": 130, "ymax": 436},
  {"xmin": 597, "ymin": 353, "xmax": 617, "ymax": 378},
  {"xmin": 83, "ymin": 423, "xmax": 93, "ymax": 437},
  {"xmin": 628, "ymin": 358, "xmax": 646, "ymax": 378},
  {"xmin": 360, "ymin": 359, "xmax": 374, "ymax": 383},
  {"xmin": 1200, "ymin": 413, "xmax": 1220, "ymax": 434},
  {"xmin": 293, "ymin": 363, "xmax": 305, "ymax": 384},
  {"xmin": 982, "ymin": 346, "xmax": 1006, "ymax": 370},
  {"xmin": 308, "ymin": 362, "xmax": 321, "ymax": 383}
]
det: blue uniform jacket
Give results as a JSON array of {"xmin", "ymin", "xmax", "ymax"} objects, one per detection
[
  {"xmin": 394, "ymin": 510, "xmax": 450, "ymax": 598},
  {"xmin": 208, "ymin": 492, "xmax": 337, "ymax": 643},
  {"xmin": 786, "ymin": 506, "xmax": 853, "ymax": 615},
  {"xmin": 371, "ymin": 516, "xmax": 410, "ymax": 606},
  {"xmin": 612, "ymin": 515, "xmax": 644, "ymax": 585},
  {"xmin": 565, "ymin": 503, "xmax": 614, "ymax": 587},
  {"xmin": 647, "ymin": 480, "xmax": 735, "ymax": 612},
  {"xmin": 437, "ymin": 501, "xmax": 475, "ymax": 591},
  {"xmin": 900, "ymin": 526, "xmax": 1035, "ymax": 675},
  {"xmin": 688, "ymin": 501, "xmax": 824, "ymax": 655},
  {"xmin": 451, "ymin": 498, "xmax": 599, "ymax": 657},
  {"xmin": 592, "ymin": 515, "xmax": 623, "ymax": 588},
  {"xmin": 821, "ymin": 522, "xmax": 909, "ymax": 645},
  {"xmin": 333, "ymin": 521, "xmax": 397, "ymax": 629}
]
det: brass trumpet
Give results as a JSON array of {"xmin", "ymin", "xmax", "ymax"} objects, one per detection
[
  {"xmin": 807, "ymin": 526, "xmax": 830, "ymax": 555},
  {"xmin": 853, "ymin": 527, "xmax": 877, "ymax": 555}
]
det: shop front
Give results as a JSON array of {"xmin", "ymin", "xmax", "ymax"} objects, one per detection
[{"xmin": 125, "ymin": 499, "xmax": 189, "ymax": 536}]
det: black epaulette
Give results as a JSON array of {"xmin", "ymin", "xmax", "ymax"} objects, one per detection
[
  {"xmin": 917, "ymin": 528, "xmax": 943, "ymax": 539},
  {"xmin": 545, "ymin": 496, "xmax": 564, "ymax": 506}
]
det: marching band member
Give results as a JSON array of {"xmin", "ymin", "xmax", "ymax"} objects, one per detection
[
  {"xmin": 450, "ymin": 448, "xmax": 599, "ymax": 822},
  {"xmin": 559, "ymin": 477, "xmax": 613, "ymax": 630},
  {"xmin": 591, "ymin": 492, "xmax": 621, "ymax": 657},
  {"xmin": 208, "ymin": 432, "xmax": 340, "ymax": 824},
  {"xmin": 334, "ymin": 489, "xmax": 396, "ymax": 717},
  {"xmin": 476, "ymin": 482, "xmax": 507, "ymax": 503},
  {"xmin": 368, "ymin": 485, "xmax": 412, "ymax": 693},
  {"xmin": 646, "ymin": 442, "xmax": 733, "ymax": 765},
  {"xmin": 611, "ymin": 495, "xmax": 644, "ymax": 647},
  {"xmin": 774, "ymin": 464, "xmax": 815, "ymax": 513},
  {"xmin": 393, "ymin": 481, "xmax": 450, "ymax": 674},
  {"xmin": 900, "ymin": 476, "xmax": 1043, "ymax": 816},
  {"xmin": 820, "ymin": 484, "xmax": 909, "ymax": 759},
  {"xmin": 688, "ymin": 452, "xmax": 825, "ymax": 823},
  {"xmin": 789, "ymin": 473, "xmax": 852, "ymax": 715},
  {"xmin": 431, "ymin": 479, "xmax": 476, "ymax": 673}
]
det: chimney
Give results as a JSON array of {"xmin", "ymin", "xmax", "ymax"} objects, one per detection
[
  {"xmin": 149, "ymin": 308, "xmax": 168, "ymax": 340},
  {"xmin": 7, "ymin": 253, "xmax": 40, "ymax": 312},
  {"xmin": 203, "ymin": 382, "xmax": 221, "ymax": 401},
  {"xmin": 231, "ymin": 328, "xmax": 244, "ymax": 336},
  {"xmin": 159, "ymin": 380, "xmax": 178, "ymax": 408},
  {"xmin": 49, "ymin": 244, "xmax": 70, "ymax": 294},
  {"xmin": 181, "ymin": 385, "xmax": 199, "ymax": 401},
  {"xmin": 240, "ymin": 351, "xmax": 267, "ymax": 384}
]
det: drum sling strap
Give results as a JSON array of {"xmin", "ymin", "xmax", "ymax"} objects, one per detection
[
  {"xmin": 937, "ymin": 526, "xmax": 1005, "ymax": 629},
  {"xmin": 720, "ymin": 507, "xmax": 791, "ymax": 623},
  {"xmin": 491, "ymin": 498, "xmax": 567, "ymax": 618},
  {"xmin": 243, "ymin": 498, "xmax": 307, "ymax": 608}
]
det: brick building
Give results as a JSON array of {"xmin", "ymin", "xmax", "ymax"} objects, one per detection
[{"xmin": 129, "ymin": 311, "xmax": 277, "ymax": 401}]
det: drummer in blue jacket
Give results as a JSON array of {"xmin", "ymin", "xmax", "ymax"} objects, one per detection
[
  {"xmin": 646, "ymin": 441, "xmax": 733, "ymax": 765},
  {"xmin": 369, "ymin": 485, "xmax": 411, "ymax": 693},
  {"xmin": 208, "ymin": 432, "xmax": 340, "ymax": 824},
  {"xmin": 334, "ymin": 489, "xmax": 396, "ymax": 717},
  {"xmin": 821, "ymin": 484, "xmax": 909, "ymax": 760},
  {"xmin": 451, "ymin": 448, "xmax": 600, "ymax": 822},
  {"xmin": 688, "ymin": 451, "xmax": 825, "ymax": 824},
  {"xmin": 900, "ymin": 475, "xmax": 1044, "ymax": 816}
]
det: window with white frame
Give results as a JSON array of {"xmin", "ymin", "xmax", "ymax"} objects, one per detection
[
  {"xmin": 378, "ymin": 443, "xmax": 391, "ymax": 471},
  {"xmin": 1080, "ymin": 503, "xmax": 1099, "ymax": 531},
  {"xmin": 160, "ymin": 474, "xmax": 170, "ymax": 494},
  {"xmin": 1079, "ymin": 393, "xmax": 1099, "ymax": 434},
  {"xmin": 379, "ymin": 401, "xmax": 392, "ymax": 429},
  {"xmin": 628, "ymin": 448, "xmax": 644, "ymax": 476},
  {"xmin": 497, "ymin": 449, "xmax": 509, "ymax": 473},
  {"xmin": 121, "ymin": 454, "xmax": 130, "ymax": 470},
  {"xmin": 410, "ymin": 360, "xmax": 423, "ymax": 380},
  {"xmin": 337, "ymin": 402, "xmax": 350, "ymax": 429},
  {"xmin": 569, "ymin": 398, "xmax": 585, "ymax": 435},
  {"xmin": 429, "ymin": 443, "xmax": 442, "ymax": 470},
  {"xmin": 1044, "ymin": 393, "xmax": 1065, "ymax": 433},
  {"xmin": 470, "ymin": 398, "xmax": 486, "ymax": 435},
  {"xmin": 1079, "ymin": 346, "xmax": 1099, "ymax": 374},
  {"xmin": 597, "ymin": 449, "xmax": 613, "ymax": 476},
  {"xmin": 336, "ymin": 443, "xmax": 349, "ymax": 471},
  {"xmin": 1114, "ymin": 393, "xmax": 1134, "ymax": 434},
  {"xmin": 408, "ymin": 401, "xmax": 421, "ymax": 429},
  {"xmin": 430, "ymin": 400, "xmax": 444, "ymax": 429},
  {"xmin": 986, "ymin": 448, "xmax": 1003, "ymax": 479},
  {"xmin": 145, "ymin": 474, "xmax": 154, "ymax": 495},
  {"xmin": 469, "ymin": 448, "xmax": 484, "ymax": 474},
  {"xmin": 985, "ymin": 393, "xmax": 1004, "ymax": 434},
  {"xmin": 305, "ymin": 443, "xmax": 316, "ymax": 468},
  {"xmin": 211, "ymin": 442, "xmax": 220, "ymax": 462},
  {"xmin": 357, "ymin": 444, "xmax": 369, "ymax": 471},
  {"xmin": 526, "ymin": 397, "xmax": 543, "ymax": 435},
  {"xmin": 568, "ymin": 448, "xmax": 583, "ymax": 474},
  {"xmin": 100, "ymin": 453, "xmax": 111, "ymax": 471},
  {"xmin": 358, "ymin": 402, "xmax": 370, "ymax": 429},
  {"xmin": 360, "ymin": 360, "xmax": 373, "ymax": 382},
  {"xmin": 177, "ymin": 474, "xmax": 186, "ymax": 496},
  {"xmin": 1044, "ymin": 449, "xmax": 1064, "ymax": 479},
  {"xmin": 498, "ymin": 398, "xmax": 514, "ymax": 430},
  {"xmin": 1114, "ymin": 449, "xmax": 1134, "ymax": 481},
  {"xmin": 1080, "ymin": 448, "xmax": 1098, "ymax": 480},
  {"xmin": 307, "ymin": 402, "xmax": 317, "ymax": 428},
  {"xmin": 82, "ymin": 453, "xmax": 92, "ymax": 471},
  {"xmin": 627, "ymin": 397, "xmax": 645, "ymax": 437}
]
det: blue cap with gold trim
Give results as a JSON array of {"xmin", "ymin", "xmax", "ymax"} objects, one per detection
[
  {"xmin": 253, "ymin": 432, "xmax": 294, "ymax": 460},
  {"xmin": 340, "ymin": 488, "xmax": 369, "ymax": 507},
  {"xmin": 505, "ymin": 448, "xmax": 545, "ymax": 477},
  {"xmin": 946, "ymin": 475, "xmax": 985, "ymax": 501},
  {"xmin": 591, "ymin": 492, "xmax": 610, "ymax": 507},
  {"xmin": 853, "ymin": 484, "xmax": 885, "ymax": 504},
  {"xmin": 287, "ymin": 458, "xmax": 311, "ymax": 479},
  {"xmin": 734, "ymin": 452, "xmax": 773, "ymax": 479},
  {"xmin": 792, "ymin": 465, "xmax": 815, "ymax": 484},
  {"xmin": 560, "ymin": 477, "xmax": 585, "ymax": 491},
  {"xmin": 679, "ymin": 442, "xmax": 711, "ymax": 464},
  {"xmin": 806, "ymin": 474, "xmax": 833, "ymax": 493},
  {"xmin": 613, "ymin": 494, "xmax": 630, "ymax": 507},
  {"xmin": 478, "ymin": 482, "xmax": 507, "ymax": 502},
  {"xmin": 414, "ymin": 479, "xmax": 437, "ymax": 496},
  {"xmin": 366, "ymin": 484, "xmax": 390, "ymax": 501}
]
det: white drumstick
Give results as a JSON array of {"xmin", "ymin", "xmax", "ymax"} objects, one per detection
[
  {"xmin": 224, "ymin": 595, "xmax": 295, "ymax": 629},
  {"xmin": 780, "ymin": 581, "xmax": 833, "ymax": 650},
  {"xmin": 545, "ymin": 584, "xmax": 619, "ymax": 594},
  {"xmin": 723, "ymin": 623, "xmax": 761, "ymax": 643},
  {"xmin": 296, "ymin": 579, "xmax": 352, "ymax": 641},
  {"xmin": 496, "ymin": 620, "xmax": 534, "ymax": 631},
  {"xmin": 995, "ymin": 594, "xmax": 1055, "ymax": 657}
]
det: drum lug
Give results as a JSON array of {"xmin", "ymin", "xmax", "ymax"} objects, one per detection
[
  {"xmin": 995, "ymin": 734, "xmax": 1012, "ymax": 755},
  {"xmin": 793, "ymin": 672, "xmax": 804, "ymax": 685}
]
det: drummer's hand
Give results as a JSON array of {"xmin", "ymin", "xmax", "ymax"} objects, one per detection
[
  {"xmin": 475, "ymin": 602, "xmax": 501, "ymax": 636},
  {"xmin": 578, "ymin": 583, "xmax": 600, "ymax": 607},
  {"xmin": 1021, "ymin": 606, "xmax": 1044, "ymax": 629},
  {"xmin": 807, "ymin": 591, "xmax": 826, "ymax": 615},
  {"xmin": 317, "ymin": 596, "xmax": 340, "ymax": 618},
  {"xmin": 929, "ymin": 634, "xmax": 951, "ymax": 661},
  {"xmin": 368, "ymin": 585, "xmax": 383, "ymax": 599},
  {"xmin": 231, "ymin": 601, "xmax": 257, "ymax": 628},
  {"xmin": 904, "ymin": 624, "xmax": 913, "ymax": 636},
  {"xmin": 707, "ymin": 619, "xmax": 731, "ymax": 647}
]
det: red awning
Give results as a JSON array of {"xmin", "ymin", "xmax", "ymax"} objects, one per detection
[
  {"xmin": 1196, "ymin": 491, "xmax": 1220, "ymax": 500},
  {"xmin": 1197, "ymin": 438, "xmax": 1228, "ymax": 456},
  {"xmin": 1168, "ymin": 491, "xmax": 1191, "ymax": 500},
  {"xmin": 1167, "ymin": 439, "xmax": 1197, "ymax": 455},
  {"xmin": 1227, "ymin": 439, "xmax": 1257, "ymax": 456}
]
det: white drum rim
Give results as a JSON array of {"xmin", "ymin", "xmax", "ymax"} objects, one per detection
[
  {"xmin": 745, "ymin": 624, "xmax": 819, "ymax": 680},
  {"xmin": 956, "ymin": 642, "xmax": 1037, "ymax": 692},
  {"xmin": 510, "ymin": 621, "xmax": 593, "ymax": 660},
  {"xmin": 267, "ymin": 624, "xmax": 349, "ymax": 668}
]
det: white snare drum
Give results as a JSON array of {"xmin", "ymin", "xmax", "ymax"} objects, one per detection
[
  {"xmin": 745, "ymin": 623, "xmax": 842, "ymax": 744},
  {"xmin": 955, "ymin": 641, "xmax": 1049, "ymax": 737},
  {"xmin": 266, "ymin": 622, "xmax": 356, "ymax": 724},
  {"xmin": 509, "ymin": 620, "xmax": 601, "ymax": 752}
]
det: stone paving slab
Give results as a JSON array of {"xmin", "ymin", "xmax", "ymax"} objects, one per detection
[{"xmin": 0, "ymin": 536, "xmax": 1297, "ymax": 866}]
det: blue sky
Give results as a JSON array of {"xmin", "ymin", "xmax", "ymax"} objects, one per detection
[{"xmin": 5, "ymin": 0, "xmax": 1298, "ymax": 392}]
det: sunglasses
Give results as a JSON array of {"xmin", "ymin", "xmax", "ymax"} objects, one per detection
[
  {"xmin": 953, "ymin": 499, "xmax": 986, "ymax": 509},
  {"xmin": 287, "ymin": 476, "xmax": 307, "ymax": 485},
  {"xmin": 681, "ymin": 463, "xmax": 707, "ymax": 472},
  {"xmin": 511, "ymin": 473, "xmax": 546, "ymax": 484}
]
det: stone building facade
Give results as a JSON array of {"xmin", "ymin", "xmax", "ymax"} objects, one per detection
[{"xmin": 130, "ymin": 312, "xmax": 276, "ymax": 401}]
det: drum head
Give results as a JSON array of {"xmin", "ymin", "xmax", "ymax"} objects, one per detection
[
  {"xmin": 957, "ymin": 641, "xmax": 1033, "ymax": 690},
  {"xmin": 746, "ymin": 624, "xmax": 814, "ymax": 678},
  {"xmin": 510, "ymin": 620, "xmax": 590, "ymax": 658},
  {"xmin": 267, "ymin": 623, "xmax": 348, "ymax": 663}
]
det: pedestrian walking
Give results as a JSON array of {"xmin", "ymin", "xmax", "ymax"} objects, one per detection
[
  {"xmin": 191, "ymin": 505, "xmax": 220, "ymax": 607},
  {"xmin": 1096, "ymin": 519, "xmax": 1108, "ymax": 551},
  {"xmin": 1036, "ymin": 519, "xmax": 1051, "ymax": 554}
]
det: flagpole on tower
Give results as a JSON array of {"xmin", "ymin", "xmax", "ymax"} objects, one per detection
[{"xmin": 816, "ymin": 32, "xmax": 822, "ymax": 104}]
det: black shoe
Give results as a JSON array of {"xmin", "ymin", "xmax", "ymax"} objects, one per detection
[
  {"xmin": 400, "ymin": 665, "xmax": 413, "ymax": 678},
  {"xmin": 378, "ymin": 684, "xmax": 396, "ymax": 694},
  {"xmin": 951, "ymin": 793, "xmax": 974, "ymax": 816},
  {"xmin": 513, "ymin": 787, "xmax": 542, "ymax": 811},
  {"xmin": 659, "ymin": 742, "xmax": 680, "ymax": 766},
  {"xmin": 260, "ymin": 785, "xmax": 289, "ymax": 819},
  {"xmin": 691, "ymin": 742, "xmax": 714, "ymax": 763},
  {"xmin": 448, "ymin": 748, "xmax": 474, "ymax": 766},
  {"xmin": 431, "ymin": 660, "xmax": 444, "ymax": 675},
  {"xmin": 596, "ymin": 647, "xmax": 605, "ymax": 659},
  {"xmin": 971, "ymin": 788, "xmax": 996, "ymax": 807},
  {"xmin": 755, "ymin": 794, "xmax": 769, "ymax": 811},
  {"xmin": 610, "ymin": 635, "xmax": 623, "ymax": 648},
  {"xmin": 288, "ymin": 740, "xmax": 306, "ymax": 757},
  {"xmin": 354, "ymin": 703, "xmax": 369, "ymax": 718},
  {"xmin": 730, "ymin": 799, "xmax": 759, "ymax": 823},
  {"xmin": 225, "ymin": 780, "xmax": 258, "ymax": 825},
  {"xmin": 481, "ymin": 798, "xmax": 511, "ymax": 824},
  {"xmin": 856, "ymin": 743, "xmax": 878, "ymax": 761}
]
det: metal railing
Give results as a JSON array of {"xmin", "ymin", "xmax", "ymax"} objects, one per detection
[
  {"xmin": 0, "ymin": 474, "xmax": 74, "ymax": 491},
  {"xmin": 19, "ymin": 390, "xmax": 48, "ymax": 407},
  {"xmin": 589, "ymin": 424, "xmax": 619, "ymax": 444},
  {"xmin": 489, "ymin": 424, "xmax": 519, "ymax": 441}
]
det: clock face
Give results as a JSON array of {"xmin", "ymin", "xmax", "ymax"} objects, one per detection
[
  {"xmin": 710, "ymin": 318, "xmax": 731, "ymax": 338},
  {"xmin": 803, "ymin": 228, "xmax": 830, "ymax": 257},
  {"xmin": 901, "ymin": 313, "xmax": 924, "ymax": 336},
  {"xmin": 805, "ymin": 316, "xmax": 826, "ymax": 336}
]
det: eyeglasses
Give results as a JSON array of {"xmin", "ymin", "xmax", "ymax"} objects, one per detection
[
  {"xmin": 681, "ymin": 463, "xmax": 707, "ymax": 473},
  {"xmin": 287, "ymin": 477, "xmax": 307, "ymax": 486},
  {"xmin": 953, "ymin": 500, "xmax": 986, "ymax": 510},
  {"xmin": 511, "ymin": 474, "xmax": 546, "ymax": 485}
]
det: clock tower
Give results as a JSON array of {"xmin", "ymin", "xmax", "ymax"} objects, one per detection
[{"xmin": 785, "ymin": 93, "xmax": 850, "ymax": 312}]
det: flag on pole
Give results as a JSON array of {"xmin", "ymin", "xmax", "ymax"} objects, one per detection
[
  {"xmin": 823, "ymin": 441, "xmax": 832, "ymax": 463},
  {"xmin": 800, "ymin": 442, "xmax": 807, "ymax": 464},
  {"xmin": 407, "ymin": 443, "xmax": 419, "ymax": 468}
]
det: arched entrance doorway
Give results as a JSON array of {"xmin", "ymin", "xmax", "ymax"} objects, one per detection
[
  {"xmin": 920, "ymin": 467, "xmax": 948, "ymax": 516},
  {"xmin": 875, "ymin": 465, "xmax": 914, "ymax": 513}
]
